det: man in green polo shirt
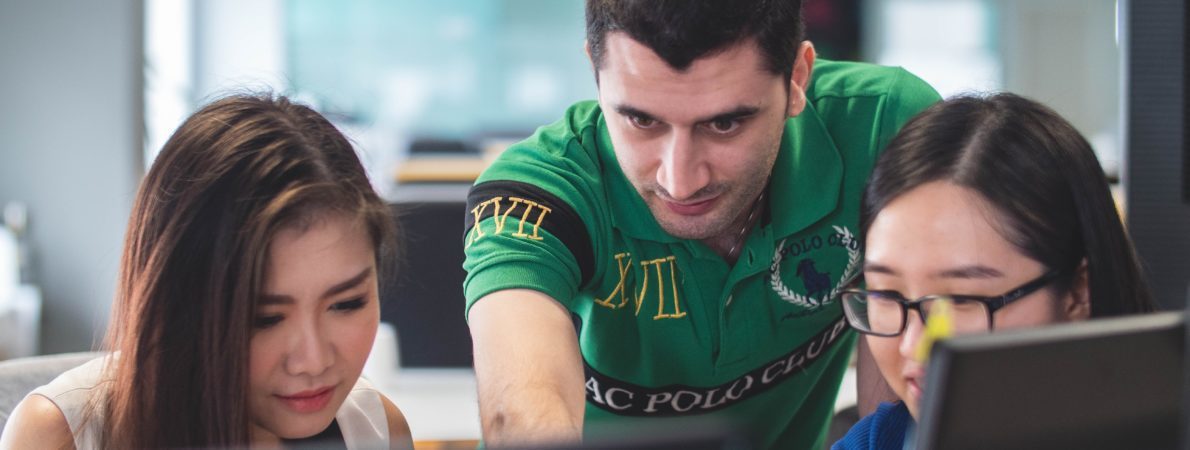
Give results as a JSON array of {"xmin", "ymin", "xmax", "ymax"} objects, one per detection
[{"xmin": 464, "ymin": 1, "xmax": 940, "ymax": 448}]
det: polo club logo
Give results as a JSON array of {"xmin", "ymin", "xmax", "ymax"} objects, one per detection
[{"xmin": 770, "ymin": 225, "xmax": 860, "ymax": 308}]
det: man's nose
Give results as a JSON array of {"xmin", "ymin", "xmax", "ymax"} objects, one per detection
[{"xmin": 656, "ymin": 130, "xmax": 710, "ymax": 201}]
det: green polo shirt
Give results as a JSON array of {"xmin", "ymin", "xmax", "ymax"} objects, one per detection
[{"xmin": 463, "ymin": 59, "xmax": 939, "ymax": 449}]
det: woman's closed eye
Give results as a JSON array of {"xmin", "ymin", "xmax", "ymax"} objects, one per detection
[
  {"xmin": 866, "ymin": 289, "xmax": 906, "ymax": 301},
  {"xmin": 330, "ymin": 297, "xmax": 367, "ymax": 313},
  {"xmin": 252, "ymin": 297, "xmax": 368, "ymax": 329},
  {"xmin": 254, "ymin": 314, "xmax": 284, "ymax": 329}
]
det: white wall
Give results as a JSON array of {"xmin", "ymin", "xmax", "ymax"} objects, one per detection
[
  {"xmin": 998, "ymin": 0, "xmax": 1121, "ymax": 173},
  {"xmin": 865, "ymin": 0, "xmax": 1121, "ymax": 174},
  {"xmin": 194, "ymin": 0, "xmax": 286, "ymax": 101},
  {"xmin": 0, "ymin": 0, "xmax": 142, "ymax": 353}
]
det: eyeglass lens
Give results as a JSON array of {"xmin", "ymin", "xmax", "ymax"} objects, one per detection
[{"xmin": 844, "ymin": 293, "xmax": 992, "ymax": 335}]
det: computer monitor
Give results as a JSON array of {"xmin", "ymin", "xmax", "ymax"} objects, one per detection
[{"xmin": 915, "ymin": 311, "xmax": 1186, "ymax": 450}]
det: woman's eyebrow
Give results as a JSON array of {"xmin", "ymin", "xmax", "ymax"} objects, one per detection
[
  {"xmin": 320, "ymin": 267, "xmax": 374, "ymax": 299},
  {"xmin": 934, "ymin": 265, "xmax": 1004, "ymax": 279},
  {"xmin": 258, "ymin": 267, "xmax": 373, "ymax": 304},
  {"xmin": 862, "ymin": 263, "xmax": 1005, "ymax": 279},
  {"xmin": 862, "ymin": 261, "xmax": 897, "ymax": 275}
]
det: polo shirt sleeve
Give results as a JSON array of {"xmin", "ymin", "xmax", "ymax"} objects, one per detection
[{"xmin": 462, "ymin": 107, "xmax": 606, "ymax": 318}]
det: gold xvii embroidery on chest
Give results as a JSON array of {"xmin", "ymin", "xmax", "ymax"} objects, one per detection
[
  {"xmin": 768, "ymin": 225, "xmax": 861, "ymax": 310},
  {"xmin": 465, "ymin": 196, "xmax": 552, "ymax": 248},
  {"xmin": 593, "ymin": 253, "xmax": 686, "ymax": 320}
]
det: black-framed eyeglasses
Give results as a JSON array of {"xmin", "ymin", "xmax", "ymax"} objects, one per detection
[{"xmin": 840, "ymin": 271, "xmax": 1064, "ymax": 337}]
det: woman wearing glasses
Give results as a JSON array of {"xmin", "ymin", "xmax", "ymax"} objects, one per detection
[{"xmin": 832, "ymin": 93, "xmax": 1155, "ymax": 449}]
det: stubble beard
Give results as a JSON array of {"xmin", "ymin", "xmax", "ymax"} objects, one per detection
[{"xmin": 643, "ymin": 175, "xmax": 768, "ymax": 241}]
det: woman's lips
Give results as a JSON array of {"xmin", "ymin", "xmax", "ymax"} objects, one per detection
[
  {"xmin": 276, "ymin": 386, "xmax": 335, "ymax": 414},
  {"xmin": 663, "ymin": 196, "xmax": 718, "ymax": 216},
  {"xmin": 906, "ymin": 377, "xmax": 924, "ymax": 401},
  {"xmin": 903, "ymin": 364, "xmax": 926, "ymax": 402}
]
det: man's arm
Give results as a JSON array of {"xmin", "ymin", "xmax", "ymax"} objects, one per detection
[{"xmin": 469, "ymin": 288, "xmax": 586, "ymax": 446}]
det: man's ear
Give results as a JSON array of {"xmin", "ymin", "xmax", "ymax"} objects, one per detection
[
  {"xmin": 1063, "ymin": 259, "xmax": 1092, "ymax": 321},
  {"xmin": 786, "ymin": 41, "xmax": 817, "ymax": 117}
]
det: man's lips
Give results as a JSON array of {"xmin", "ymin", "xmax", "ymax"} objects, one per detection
[
  {"xmin": 275, "ymin": 385, "xmax": 335, "ymax": 414},
  {"xmin": 662, "ymin": 196, "xmax": 719, "ymax": 216}
]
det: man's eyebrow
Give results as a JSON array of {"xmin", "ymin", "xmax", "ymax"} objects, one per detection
[
  {"xmin": 694, "ymin": 106, "xmax": 760, "ymax": 124},
  {"xmin": 613, "ymin": 104, "xmax": 659, "ymax": 121},
  {"xmin": 613, "ymin": 104, "xmax": 761, "ymax": 125},
  {"xmin": 258, "ymin": 267, "xmax": 374, "ymax": 305}
]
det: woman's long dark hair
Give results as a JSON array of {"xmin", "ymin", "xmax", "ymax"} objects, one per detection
[
  {"xmin": 101, "ymin": 94, "xmax": 396, "ymax": 448},
  {"xmin": 861, "ymin": 93, "xmax": 1155, "ymax": 317}
]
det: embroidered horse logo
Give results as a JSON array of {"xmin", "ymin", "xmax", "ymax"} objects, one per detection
[
  {"xmin": 769, "ymin": 225, "xmax": 860, "ymax": 309},
  {"xmin": 795, "ymin": 259, "xmax": 831, "ymax": 304}
]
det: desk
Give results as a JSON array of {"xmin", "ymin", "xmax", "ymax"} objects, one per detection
[{"xmin": 393, "ymin": 157, "xmax": 489, "ymax": 184}]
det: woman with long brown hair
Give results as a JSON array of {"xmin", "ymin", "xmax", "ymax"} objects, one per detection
[{"xmin": 1, "ymin": 94, "xmax": 413, "ymax": 448}]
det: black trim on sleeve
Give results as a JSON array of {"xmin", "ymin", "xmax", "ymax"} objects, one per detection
[{"xmin": 465, "ymin": 180, "xmax": 595, "ymax": 285}]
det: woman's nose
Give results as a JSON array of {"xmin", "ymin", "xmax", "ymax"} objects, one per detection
[
  {"xmin": 286, "ymin": 321, "xmax": 334, "ymax": 376},
  {"xmin": 899, "ymin": 313, "xmax": 926, "ymax": 362}
]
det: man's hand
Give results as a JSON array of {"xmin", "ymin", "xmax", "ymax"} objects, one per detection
[{"xmin": 469, "ymin": 289, "xmax": 586, "ymax": 446}]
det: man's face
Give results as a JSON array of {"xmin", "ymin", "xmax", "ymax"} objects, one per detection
[{"xmin": 594, "ymin": 32, "xmax": 810, "ymax": 240}]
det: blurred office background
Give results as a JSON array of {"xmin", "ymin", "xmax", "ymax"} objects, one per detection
[{"xmin": 0, "ymin": 0, "xmax": 1184, "ymax": 362}]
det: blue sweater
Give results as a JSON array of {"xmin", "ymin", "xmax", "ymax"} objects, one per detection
[{"xmin": 831, "ymin": 402, "xmax": 913, "ymax": 450}]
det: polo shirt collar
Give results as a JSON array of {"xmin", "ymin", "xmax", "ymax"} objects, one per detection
[
  {"xmin": 768, "ymin": 101, "xmax": 843, "ymax": 238},
  {"xmin": 597, "ymin": 102, "xmax": 843, "ymax": 242}
]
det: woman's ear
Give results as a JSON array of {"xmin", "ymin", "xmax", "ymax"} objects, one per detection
[{"xmin": 1063, "ymin": 259, "xmax": 1091, "ymax": 321}]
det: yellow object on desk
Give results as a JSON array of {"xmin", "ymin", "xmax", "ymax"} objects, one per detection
[
  {"xmin": 413, "ymin": 440, "xmax": 480, "ymax": 449},
  {"xmin": 394, "ymin": 157, "xmax": 491, "ymax": 183},
  {"xmin": 915, "ymin": 298, "xmax": 954, "ymax": 362}
]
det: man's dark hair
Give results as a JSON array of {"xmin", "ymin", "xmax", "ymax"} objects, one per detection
[{"xmin": 586, "ymin": 0, "xmax": 804, "ymax": 79}]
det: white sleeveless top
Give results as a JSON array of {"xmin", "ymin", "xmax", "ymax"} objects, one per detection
[{"xmin": 28, "ymin": 356, "xmax": 390, "ymax": 449}]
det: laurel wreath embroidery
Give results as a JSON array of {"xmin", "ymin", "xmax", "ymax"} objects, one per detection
[{"xmin": 769, "ymin": 225, "xmax": 861, "ymax": 308}]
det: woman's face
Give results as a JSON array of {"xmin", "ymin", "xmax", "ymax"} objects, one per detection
[
  {"xmin": 863, "ymin": 181, "xmax": 1087, "ymax": 419},
  {"xmin": 248, "ymin": 213, "xmax": 380, "ymax": 443}
]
